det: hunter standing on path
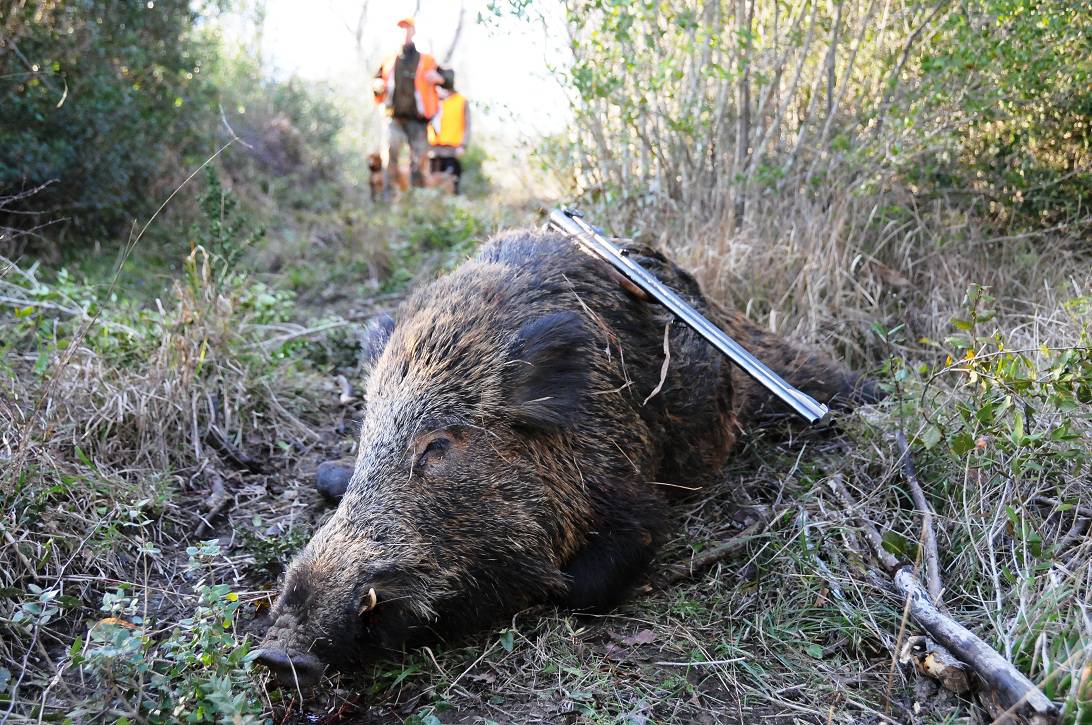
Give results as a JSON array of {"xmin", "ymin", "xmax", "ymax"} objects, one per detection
[
  {"xmin": 372, "ymin": 17, "xmax": 444, "ymax": 193},
  {"xmin": 428, "ymin": 73, "xmax": 470, "ymax": 194}
]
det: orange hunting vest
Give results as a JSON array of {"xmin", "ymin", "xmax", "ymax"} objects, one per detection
[
  {"xmin": 375, "ymin": 52, "xmax": 440, "ymax": 120},
  {"xmin": 428, "ymin": 93, "xmax": 467, "ymax": 147}
]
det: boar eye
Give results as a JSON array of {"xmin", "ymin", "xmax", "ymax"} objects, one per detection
[{"xmin": 414, "ymin": 437, "xmax": 451, "ymax": 472}]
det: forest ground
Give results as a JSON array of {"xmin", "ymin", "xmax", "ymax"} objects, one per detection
[{"xmin": 2, "ymin": 176, "xmax": 1090, "ymax": 724}]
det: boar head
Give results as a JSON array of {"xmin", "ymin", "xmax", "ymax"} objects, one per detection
[{"xmin": 257, "ymin": 265, "xmax": 598, "ymax": 686}]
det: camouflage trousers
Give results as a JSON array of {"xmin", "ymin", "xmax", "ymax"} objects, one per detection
[{"xmin": 386, "ymin": 117, "xmax": 429, "ymax": 192}]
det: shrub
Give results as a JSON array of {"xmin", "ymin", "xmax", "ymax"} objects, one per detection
[
  {"xmin": 66, "ymin": 541, "xmax": 264, "ymax": 723},
  {"xmin": 0, "ymin": 1, "xmax": 218, "ymax": 237}
]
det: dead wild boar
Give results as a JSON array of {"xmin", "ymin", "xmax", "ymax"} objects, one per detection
[{"xmin": 256, "ymin": 230, "xmax": 877, "ymax": 685}]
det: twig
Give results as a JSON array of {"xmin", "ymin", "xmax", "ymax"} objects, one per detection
[
  {"xmin": 2, "ymin": 528, "xmax": 39, "ymax": 581},
  {"xmin": 896, "ymin": 432, "xmax": 943, "ymax": 607},
  {"xmin": 193, "ymin": 468, "xmax": 231, "ymax": 539},
  {"xmin": 204, "ymin": 426, "xmax": 262, "ymax": 473},
  {"xmin": 1032, "ymin": 495, "xmax": 1092, "ymax": 520},
  {"xmin": 655, "ymin": 658, "xmax": 746, "ymax": 667},
  {"xmin": 1030, "ymin": 495, "xmax": 1091, "ymax": 561},
  {"xmin": 830, "ymin": 476, "xmax": 899, "ymax": 572},
  {"xmin": 828, "ymin": 475, "xmax": 1058, "ymax": 723},
  {"xmin": 249, "ymin": 319, "xmax": 350, "ymax": 349},
  {"xmin": 1053, "ymin": 514, "xmax": 1090, "ymax": 558},
  {"xmin": 654, "ymin": 508, "xmax": 783, "ymax": 586}
]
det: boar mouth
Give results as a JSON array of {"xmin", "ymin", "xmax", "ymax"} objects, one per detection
[{"xmin": 254, "ymin": 647, "xmax": 326, "ymax": 688}]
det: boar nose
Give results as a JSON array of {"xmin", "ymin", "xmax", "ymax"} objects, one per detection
[{"xmin": 254, "ymin": 647, "xmax": 325, "ymax": 687}]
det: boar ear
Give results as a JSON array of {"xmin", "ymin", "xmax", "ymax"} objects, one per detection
[
  {"xmin": 360, "ymin": 313, "xmax": 395, "ymax": 369},
  {"xmin": 506, "ymin": 311, "xmax": 589, "ymax": 430}
]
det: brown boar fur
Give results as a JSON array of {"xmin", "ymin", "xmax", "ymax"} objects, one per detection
[{"xmin": 258, "ymin": 230, "xmax": 877, "ymax": 683}]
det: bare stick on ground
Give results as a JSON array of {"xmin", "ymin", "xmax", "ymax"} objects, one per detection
[
  {"xmin": 194, "ymin": 468, "xmax": 231, "ymax": 539},
  {"xmin": 896, "ymin": 431, "xmax": 943, "ymax": 606},
  {"xmin": 829, "ymin": 475, "xmax": 1058, "ymax": 723},
  {"xmin": 336, "ymin": 374, "xmax": 356, "ymax": 405},
  {"xmin": 654, "ymin": 508, "xmax": 782, "ymax": 586}
]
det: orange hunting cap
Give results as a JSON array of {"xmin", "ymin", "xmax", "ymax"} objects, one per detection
[{"xmin": 397, "ymin": 17, "xmax": 415, "ymax": 28}]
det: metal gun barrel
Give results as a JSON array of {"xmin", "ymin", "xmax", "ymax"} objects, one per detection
[{"xmin": 547, "ymin": 208, "xmax": 828, "ymax": 424}]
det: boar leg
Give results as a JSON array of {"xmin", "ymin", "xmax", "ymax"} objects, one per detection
[
  {"xmin": 559, "ymin": 501, "xmax": 662, "ymax": 612},
  {"xmin": 314, "ymin": 460, "xmax": 354, "ymax": 501}
]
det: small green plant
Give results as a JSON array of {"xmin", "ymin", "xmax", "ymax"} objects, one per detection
[
  {"xmin": 190, "ymin": 168, "xmax": 266, "ymax": 291},
  {"xmin": 239, "ymin": 521, "xmax": 313, "ymax": 572},
  {"xmin": 916, "ymin": 286, "xmax": 1090, "ymax": 470},
  {"xmin": 67, "ymin": 541, "xmax": 264, "ymax": 723},
  {"xmin": 383, "ymin": 194, "xmax": 486, "ymax": 292}
]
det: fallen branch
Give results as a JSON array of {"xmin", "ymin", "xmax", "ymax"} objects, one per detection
[
  {"xmin": 204, "ymin": 426, "xmax": 262, "ymax": 473},
  {"xmin": 829, "ymin": 475, "xmax": 1058, "ymax": 723},
  {"xmin": 896, "ymin": 432, "xmax": 943, "ymax": 606},
  {"xmin": 1053, "ymin": 513, "xmax": 1090, "ymax": 559},
  {"xmin": 336, "ymin": 374, "xmax": 356, "ymax": 405},
  {"xmin": 654, "ymin": 508, "xmax": 783, "ymax": 586},
  {"xmin": 194, "ymin": 468, "xmax": 231, "ymax": 539}
]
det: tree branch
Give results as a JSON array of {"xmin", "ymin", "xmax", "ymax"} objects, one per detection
[
  {"xmin": 829, "ymin": 475, "xmax": 1058, "ymax": 723},
  {"xmin": 442, "ymin": 2, "xmax": 466, "ymax": 65},
  {"xmin": 896, "ymin": 431, "xmax": 943, "ymax": 607}
]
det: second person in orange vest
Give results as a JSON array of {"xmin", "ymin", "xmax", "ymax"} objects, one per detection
[
  {"xmin": 427, "ymin": 73, "xmax": 470, "ymax": 194},
  {"xmin": 425, "ymin": 73, "xmax": 469, "ymax": 195},
  {"xmin": 372, "ymin": 17, "xmax": 445, "ymax": 193}
]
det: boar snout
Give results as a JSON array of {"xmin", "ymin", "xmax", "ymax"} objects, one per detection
[{"xmin": 254, "ymin": 647, "xmax": 325, "ymax": 688}]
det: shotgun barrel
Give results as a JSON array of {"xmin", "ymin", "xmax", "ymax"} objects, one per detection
[{"xmin": 546, "ymin": 208, "xmax": 828, "ymax": 424}]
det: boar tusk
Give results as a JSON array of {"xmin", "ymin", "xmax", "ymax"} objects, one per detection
[{"xmin": 359, "ymin": 587, "xmax": 378, "ymax": 615}]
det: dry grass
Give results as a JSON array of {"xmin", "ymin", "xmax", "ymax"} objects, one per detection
[{"xmin": 0, "ymin": 238, "xmax": 336, "ymax": 721}]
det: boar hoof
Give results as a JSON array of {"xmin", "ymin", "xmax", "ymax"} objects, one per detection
[
  {"xmin": 314, "ymin": 461, "xmax": 354, "ymax": 501},
  {"xmin": 254, "ymin": 647, "xmax": 325, "ymax": 687}
]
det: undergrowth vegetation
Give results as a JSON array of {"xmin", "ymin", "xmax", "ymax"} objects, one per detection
[
  {"xmin": 0, "ymin": 176, "xmax": 324, "ymax": 721},
  {"xmin": 0, "ymin": 173, "xmax": 513, "ymax": 721}
]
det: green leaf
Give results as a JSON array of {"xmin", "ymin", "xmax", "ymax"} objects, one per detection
[
  {"xmin": 950, "ymin": 431, "xmax": 975, "ymax": 456},
  {"xmin": 920, "ymin": 425, "xmax": 943, "ymax": 450},
  {"xmin": 74, "ymin": 446, "xmax": 94, "ymax": 469},
  {"xmin": 499, "ymin": 628, "xmax": 515, "ymax": 653}
]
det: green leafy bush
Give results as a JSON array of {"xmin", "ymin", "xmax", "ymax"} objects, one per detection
[
  {"xmin": 0, "ymin": 1, "xmax": 218, "ymax": 235},
  {"xmin": 67, "ymin": 541, "xmax": 263, "ymax": 723},
  {"xmin": 917, "ymin": 0, "xmax": 1092, "ymax": 228}
]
